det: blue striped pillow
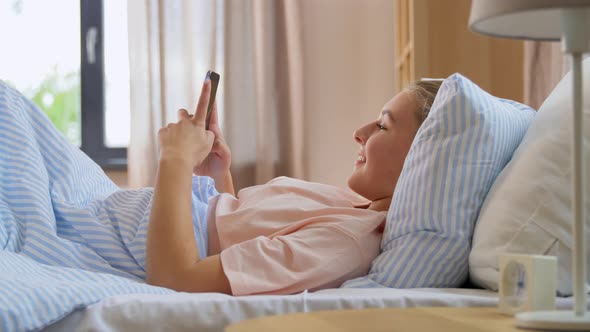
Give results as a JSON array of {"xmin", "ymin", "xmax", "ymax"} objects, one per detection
[{"xmin": 343, "ymin": 73, "xmax": 535, "ymax": 289}]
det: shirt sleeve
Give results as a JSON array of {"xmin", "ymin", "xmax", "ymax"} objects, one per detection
[
  {"xmin": 191, "ymin": 175, "xmax": 218, "ymax": 202},
  {"xmin": 220, "ymin": 224, "xmax": 368, "ymax": 296}
]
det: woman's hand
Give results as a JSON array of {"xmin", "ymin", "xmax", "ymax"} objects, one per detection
[
  {"xmin": 193, "ymin": 102, "xmax": 232, "ymax": 178},
  {"xmin": 157, "ymin": 80, "xmax": 215, "ymax": 167}
]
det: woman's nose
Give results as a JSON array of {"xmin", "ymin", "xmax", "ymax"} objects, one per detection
[
  {"xmin": 354, "ymin": 130, "xmax": 363, "ymax": 144},
  {"xmin": 353, "ymin": 123, "xmax": 371, "ymax": 145}
]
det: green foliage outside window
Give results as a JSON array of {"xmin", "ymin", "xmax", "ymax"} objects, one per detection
[{"xmin": 7, "ymin": 68, "xmax": 81, "ymax": 146}]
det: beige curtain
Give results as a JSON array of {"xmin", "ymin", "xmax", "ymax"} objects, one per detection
[
  {"xmin": 523, "ymin": 41, "xmax": 566, "ymax": 110},
  {"xmin": 127, "ymin": 0, "xmax": 221, "ymax": 187},
  {"xmin": 222, "ymin": 0, "xmax": 305, "ymax": 190},
  {"xmin": 127, "ymin": 0, "xmax": 304, "ymax": 190}
]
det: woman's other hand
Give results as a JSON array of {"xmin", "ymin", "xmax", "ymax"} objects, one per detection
[
  {"xmin": 157, "ymin": 80, "xmax": 215, "ymax": 167},
  {"xmin": 193, "ymin": 102, "xmax": 232, "ymax": 178}
]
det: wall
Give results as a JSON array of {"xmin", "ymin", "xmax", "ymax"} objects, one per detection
[{"xmin": 301, "ymin": 0, "xmax": 396, "ymax": 188}]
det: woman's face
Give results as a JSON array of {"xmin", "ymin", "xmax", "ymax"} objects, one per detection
[{"xmin": 348, "ymin": 91, "xmax": 421, "ymax": 203}]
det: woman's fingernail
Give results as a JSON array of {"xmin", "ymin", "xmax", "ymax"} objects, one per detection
[{"xmin": 205, "ymin": 70, "xmax": 212, "ymax": 81}]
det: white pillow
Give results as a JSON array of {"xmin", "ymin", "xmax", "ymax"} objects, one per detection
[{"xmin": 469, "ymin": 57, "xmax": 590, "ymax": 296}]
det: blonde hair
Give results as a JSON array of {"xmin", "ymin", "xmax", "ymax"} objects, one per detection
[{"xmin": 406, "ymin": 80, "xmax": 443, "ymax": 124}]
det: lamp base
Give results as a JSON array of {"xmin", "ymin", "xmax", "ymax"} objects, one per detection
[{"xmin": 515, "ymin": 311, "xmax": 590, "ymax": 331}]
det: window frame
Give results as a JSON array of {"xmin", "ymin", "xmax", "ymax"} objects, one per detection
[{"xmin": 80, "ymin": 0, "xmax": 127, "ymax": 170}]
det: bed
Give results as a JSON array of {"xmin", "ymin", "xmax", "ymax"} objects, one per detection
[{"xmin": 44, "ymin": 287, "xmax": 582, "ymax": 331}]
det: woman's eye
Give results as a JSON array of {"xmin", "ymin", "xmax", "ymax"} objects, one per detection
[{"xmin": 375, "ymin": 123, "xmax": 386, "ymax": 130}]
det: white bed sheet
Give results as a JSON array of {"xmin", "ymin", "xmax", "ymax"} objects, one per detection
[
  {"xmin": 45, "ymin": 288, "xmax": 578, "ymax": 332},
  {"xmin": 43, "ymin": 288, "xmax": 574, "ymax": 332}
]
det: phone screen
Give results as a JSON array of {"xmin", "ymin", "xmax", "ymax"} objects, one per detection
[{"xmin": 205, "ymin": 70, "xmax": 220, "ymax": 130}]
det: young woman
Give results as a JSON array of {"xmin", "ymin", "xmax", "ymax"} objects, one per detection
[{"xmin": 146, "ymin": 77, "xmax": 441, "ymax": 295}]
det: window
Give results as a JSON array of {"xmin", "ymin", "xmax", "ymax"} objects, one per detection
[{"xmin": 0, "ymin": 0, "xmax": 130, "ymax": 169}]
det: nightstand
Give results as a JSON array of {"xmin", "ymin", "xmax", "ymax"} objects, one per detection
[{"xmin": 226, "ymin": 307, "xmax": 522, "ymax": 332}]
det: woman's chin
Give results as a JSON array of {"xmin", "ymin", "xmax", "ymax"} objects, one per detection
[
  {"xmin": 347, "ymin": 174, "xmax": 363, "ymax": 196},
  {"xmin": 346, "ymin": 175, "xmax": 355, "ymax": 191}
]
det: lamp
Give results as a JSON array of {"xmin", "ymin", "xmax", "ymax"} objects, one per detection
[{"xmin": 469, "ymin": 0, "xmax": 590, "ymax": 330}]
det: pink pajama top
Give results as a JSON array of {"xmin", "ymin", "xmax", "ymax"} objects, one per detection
[{"xmin": 206, "ymin": 177, "xmax": 386, "ymax": 295}]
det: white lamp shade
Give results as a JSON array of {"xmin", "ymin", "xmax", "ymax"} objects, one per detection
[{"xmin": 469, "ymin": 0, "xmax": 590, "ymax": 41}]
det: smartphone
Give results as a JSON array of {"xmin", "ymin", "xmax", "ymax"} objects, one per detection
[{"xmin": 205, "ymin": 70, "xmax": 220, "ymax": 130}]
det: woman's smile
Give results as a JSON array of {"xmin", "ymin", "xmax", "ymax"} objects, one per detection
[{"xmin": 355, "ymin": 152, "xmax": 367, "ymax": 167}]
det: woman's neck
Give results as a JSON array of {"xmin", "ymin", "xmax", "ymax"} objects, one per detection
[{"xmin": 368, "ymin": 197, "xmax": 392, "ymax": 212}]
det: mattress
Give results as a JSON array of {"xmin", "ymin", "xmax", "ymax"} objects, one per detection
[{"xmin": 42, "ymin": 288, "xmax": 573, "ymax": 332}]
